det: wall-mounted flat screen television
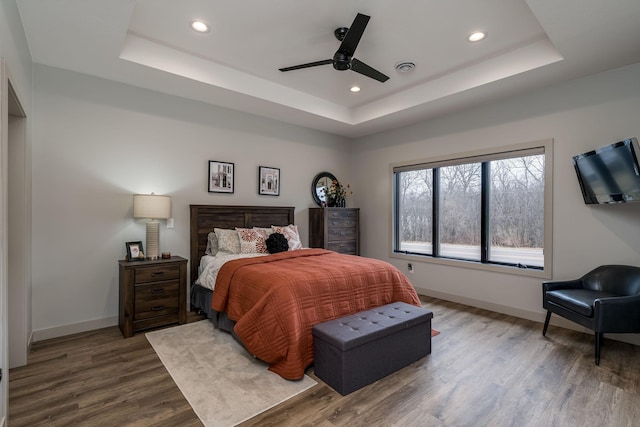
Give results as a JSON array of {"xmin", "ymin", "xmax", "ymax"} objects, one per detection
[{"xmin": 572, "ymin": 137, "xmax": 640, "ymax": 204}]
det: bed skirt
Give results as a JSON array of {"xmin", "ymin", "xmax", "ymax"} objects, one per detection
[{"xmin": 190, "ymin": 283, "xmax": 235, "ymax": 333}]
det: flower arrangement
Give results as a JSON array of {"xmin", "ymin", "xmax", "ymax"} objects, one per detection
[{"xmin": 323, "ymin": 180, "xmax": 352, "ymax": 207}]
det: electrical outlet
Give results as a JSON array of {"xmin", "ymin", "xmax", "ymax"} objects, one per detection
[
  {"xmin": 407, "ymin": 263, "xmax": 414, "ymax": 274},
  {"xmin": 167, "ymin": 218, "xmax": 175, "ymax": 229}
]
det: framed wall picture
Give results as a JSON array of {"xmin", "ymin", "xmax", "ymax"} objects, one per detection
[
  {"xmin": 126, "ymin": 241, "xmax": 145, "ymax": 261},
  {"xmin": 208, "ymin": 160, "xmax": 234, "ymax": 193},
  {"xmin": 259, "ymin": 166, "xmax": 280, "ymax": 196}
]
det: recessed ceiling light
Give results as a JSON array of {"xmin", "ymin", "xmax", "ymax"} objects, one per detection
[
  {"xmin": 395, "ymin": 61, "xmax": 416, "ymax": 73},
  {"xmin": 350, "ymin": 86, "xmax": 361, "ymax": 93},
  {"xmin": 468, "ymin": 31, "xmax": 486, "ymax": 42},
  {"xmin": 191, "ymin": 20, "xmax": 210, "ymax": 33}
]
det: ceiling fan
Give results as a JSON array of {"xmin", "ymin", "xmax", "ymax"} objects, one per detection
[{"xmin": 279, "ymin": 13, "xmax": 389, "ymax": 83}]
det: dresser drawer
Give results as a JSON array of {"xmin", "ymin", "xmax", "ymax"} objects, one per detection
[
  {"xmin": 134, "ymin": 281, "xmax": 180, "ymax": 320},
  {"xmin": 328, "ymin": 227, "xmax": 357, "ymax": 241},
  {"xmin": 327, "ymin": 209, "xmax": 358, "ymax": 221},
  {"xmin": 134, "ymin": 264, "xmax": 180, "ymax": 284},
  {"xmin": 328, "ymin": 218, "xmax": 358, "ymax": 228},
  {"xmin": 327, "ymin": 240, "xmax": 358, "ymax": 254}
]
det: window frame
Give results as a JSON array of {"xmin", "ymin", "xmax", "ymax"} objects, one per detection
[{"xmin": 390, "ymin": 139, "xmax": 553, "ymax": 279}]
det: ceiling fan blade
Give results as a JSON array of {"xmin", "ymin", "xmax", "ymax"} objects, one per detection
[
  {"xmin": 338, "ymin": 13, "xmax": 370, "ymax": 56},
  {"xmin": 279, "ymin": 59, "xmax": 333, "ymax": 72},
  {"xmin": 351, "ymin": 58, "xmax": 389, "ymax": 82}
]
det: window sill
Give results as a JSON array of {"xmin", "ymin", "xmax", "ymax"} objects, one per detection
[{"xmin": 390, "ymin": 251, "xmax": 551, "ymax": 279}]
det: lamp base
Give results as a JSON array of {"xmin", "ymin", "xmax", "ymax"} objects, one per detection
[{"xmin": 146, "ymin": 220, "xmax": 160, "ymax": 260}]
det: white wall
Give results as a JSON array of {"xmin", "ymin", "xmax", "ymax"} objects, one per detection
[
  {"xmin": 0, "ymin": 0, "xmax": 31, "ymax": 112},
  {"xmin": 352, "ymin": 63, "xmax": 640, "ymax": 326},
  {"xmin": 31, "ymin": 64, "xmax": 351, "ymax": 338},
  {"xmin": 1, "ymin": 0, "xmax": 33, "ymax": 422}
]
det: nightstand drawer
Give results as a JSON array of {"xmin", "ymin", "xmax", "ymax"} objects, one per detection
[
  {"xmin": 134, "ymin": 264, "xmax": 180, "ymax": 284},
  {"xmin": 327, "ymin": 240, "xmax": 357, "ymax": 254},
  {"xmin": 328, "ymin": 228, "xmax": 357, "ymax": 241},
  {"xmin": 134, "ymin": 281, "xmax": 180, "ymax": 320}
]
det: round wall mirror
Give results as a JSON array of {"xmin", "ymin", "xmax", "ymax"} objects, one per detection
[{"xmin": 311, "ymin": 172, "xmax": 337, "ymax": 206}]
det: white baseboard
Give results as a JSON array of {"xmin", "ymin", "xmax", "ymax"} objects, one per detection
[
  {"xmin": 33, "ymin": 316, "xmax": 118, "ymax": 342},
  {"xmin": 416, "ymin": 287, "xmax": 640, "ymax": 347}
]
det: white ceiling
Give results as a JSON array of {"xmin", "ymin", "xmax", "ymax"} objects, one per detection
[{"xmin": 15, "ymin": 0, "xmax": 640, "ymax": 138}]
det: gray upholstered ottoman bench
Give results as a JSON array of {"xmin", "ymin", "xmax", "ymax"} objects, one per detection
[{"xmin": 312, "ymin": 301, "xmax": 433, "ymax": 395}]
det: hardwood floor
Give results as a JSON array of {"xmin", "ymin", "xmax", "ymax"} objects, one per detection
[{"xmin": 9, "ymin": 297, "xmax": 640, "ymax": 426}]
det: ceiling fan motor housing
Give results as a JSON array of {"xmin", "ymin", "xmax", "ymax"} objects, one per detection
[{"xmin": 333, "ymin": 52, "xmax": 352, "ymax": 70}]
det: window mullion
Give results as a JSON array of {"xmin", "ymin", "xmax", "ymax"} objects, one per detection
[
  {"xmin": 433, "ymin": 168, "xmax": 440, "ymax": 257},
  {"xmin": 481, "ymin": 162, "xmax": 489, "ymax": 263}
]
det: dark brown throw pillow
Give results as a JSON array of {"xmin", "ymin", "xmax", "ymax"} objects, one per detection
[{"xmin": 266, "ymin": 232, "xmax": 289, "ymax": 254}]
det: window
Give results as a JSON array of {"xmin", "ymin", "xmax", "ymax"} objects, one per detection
[{"xmin": 393, "ymin": 141, "xmax": 552, "ymax": 276}]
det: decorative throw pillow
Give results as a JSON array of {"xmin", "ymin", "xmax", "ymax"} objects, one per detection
[
  {"xmin": 253, "ymin": 227, "xmax": 274, "ymax": 237},
  {"xmin": 204, "ymin": 231, "xmax": 218, "ymax": 256},
  {"xmin": 266, "ymin": 232, "xmax": 289, "ymax": 254},
  {"xmin": 271, "ymin": 224, "xmax": 303, "ymax": 250},
  {"xmin": 214, "ymin": 228, "xmax": 241, "ymax": 254},
  {"xmin": 236, "ymin": 228, "xmax": 268, "ymax": 254}
]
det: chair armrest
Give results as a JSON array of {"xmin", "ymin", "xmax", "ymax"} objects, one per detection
[
  {"xmin": 595, "ymin": 295, "xmax": 640, "ymax": 332},
  {"xmin": 542, "ymin": 278, "xmax": 583, "ymax": 292}
]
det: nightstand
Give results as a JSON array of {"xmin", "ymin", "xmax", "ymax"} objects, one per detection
[{"xmin": 118, "ymin": 256, "xmax": 188, "ymax": 338}]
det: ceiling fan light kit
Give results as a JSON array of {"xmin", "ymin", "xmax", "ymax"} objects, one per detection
[{"xmin": 279, "ymin": 13, "xmax": 390, "ymax": 83}]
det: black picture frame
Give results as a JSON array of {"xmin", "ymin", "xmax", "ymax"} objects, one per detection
[
  {"xmin": 208, "ymin": 160, "xmax": 234, "ymax": 193},
  {"xmin": 126, "ymin": 241, "xmax": 145, "ymax": 261},
  {"xmin": 259, "ymin": 166, "xmax": 280, "ymax": 196}
]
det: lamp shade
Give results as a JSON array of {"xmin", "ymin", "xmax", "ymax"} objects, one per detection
[{"xmin": 133, "ymin": 194, "xmax": 171, "ymax": 219}]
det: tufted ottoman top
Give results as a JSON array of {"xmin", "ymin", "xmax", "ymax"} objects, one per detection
[{"xmin": 312, "ymin": 301, "xmax": 433, "ymax": 351}]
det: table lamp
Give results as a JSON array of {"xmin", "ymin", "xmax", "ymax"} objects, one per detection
[{"xmin": 133, "ymin": 193, "xmax": 171, "ymax": 260}]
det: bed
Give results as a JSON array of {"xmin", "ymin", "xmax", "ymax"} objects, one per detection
[{"xmin": 189, "ymin": 204, "xmax": 422, "ymax": 380}]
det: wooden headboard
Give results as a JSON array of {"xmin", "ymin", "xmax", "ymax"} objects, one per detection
[{"xmin": 189, "ymin": 205, "xmax": 295, "ymax": 284}]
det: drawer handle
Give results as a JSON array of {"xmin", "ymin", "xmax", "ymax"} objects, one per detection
[
  {"xmin": 151, "ymin": 271, "xmax": 166, "ymax": 278},
  {"xmin": 339, "ymin": 231, "xmax": 346, "ymax": 236},
  {"xmin": 151, "ymin": 305, "xmax": 165, "ymax": 311},
  {"xmin": 151, "ymin": 288, "xmax": 165, "ymax": 294}
]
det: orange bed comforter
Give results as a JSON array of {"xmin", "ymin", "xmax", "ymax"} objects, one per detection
[{"xmin": 212, "ymin": 248, "xmax": 421, "ymax": 380}]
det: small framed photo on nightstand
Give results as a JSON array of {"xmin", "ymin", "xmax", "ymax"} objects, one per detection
[{"xmin": 126, "ymin": 241, "xmax": 145, "ymax": 261}]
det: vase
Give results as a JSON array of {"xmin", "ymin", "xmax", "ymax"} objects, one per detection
[{"xmin": 327, "ymin": 197, "xmax": 345, "ymax": 207}]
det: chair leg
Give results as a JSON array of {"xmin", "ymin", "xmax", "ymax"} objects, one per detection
[
  {"xmin": 595, "ymin": 332, "xmax": 603, "ymax": 365},
  {"xmin": 542, "ymin": 311, "xmax": 552, "ymax": 336}
]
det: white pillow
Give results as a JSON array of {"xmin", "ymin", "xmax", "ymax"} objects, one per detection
[
  {"xmin": 205, "ymin": 232, "xmax": 218, "ymax": 256},
  {"xmin": 214, "ymin": 228, "xmax": 241, "ymax": 254},
  {"xmin": 236, "ymin": 228, "xmax": 268, "ymax": 254},
  {"xmin": 271, "ymin": 224, "xmax": 303, "ymax": 250}
]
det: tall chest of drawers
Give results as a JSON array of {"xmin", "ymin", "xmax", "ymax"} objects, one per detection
[
  {"xmin": 309, "ymin": 208, "xmax": 360, "ymax": 255},
  {"xmin": 118, "ymin": 256, "xmax": 188, "ymax": 338}
]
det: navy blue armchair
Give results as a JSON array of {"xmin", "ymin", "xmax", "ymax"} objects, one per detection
[{"xmin": 542, "ymin": 265, "xmax": 640, "ymax": 365}]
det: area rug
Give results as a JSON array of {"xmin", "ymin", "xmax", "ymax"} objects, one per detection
[{"xmin": 146, "ymin": 320, "xmax": 317, "ymax": 427}]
